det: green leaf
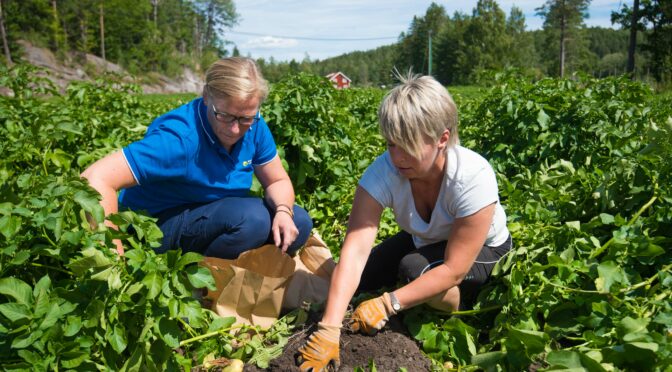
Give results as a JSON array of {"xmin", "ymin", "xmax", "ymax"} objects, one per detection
[
  {"xmin": 123, "ymin": 248, "xmax": 147, "ymax": 263},
  {"xmin": 471, "ymin": 351, "xmax": 505, "ymax": 368},
  {"xmin": 547, "ymin": 350, "xmax": 607, "ymax": 372},
  {"xmin": 17, "ymin": 349, "xmax": 42, "ymax": 365},
  {"xmin": 12, "ymin": 329, "xmax": 43, "ymax": 349},
  {"xmin": 33, "ymin": 275, "xmax": 51, "ymax": 297},
  {"xmin": 508, "ymin": 328, "xmax": 549, "ymax": 355},
  {"xmin": 38, "ymin": 303, "xmax": 62, "ymax": 330},
  {"xmin": 207, "ymin": 316, "xmax": 236, "ymax": 332},
  {"xmin": 9, "ymin": 250, "xmax": 30, "ymax": 266},
  {"xmin": 33, "ymin": 290, "xmax": 50, "ymax": 319},
  {"xmin": 107, "ymin": 324, "xmax": 128, "ymax": 353},
  {"xmin": 547, "ymin": 350, "xmax": 582, "ymax": 368},
  {"xmin": 68, "ymin": 248, "xmax": 113, "ymax": 276},
  {"xmin": 63, "ymin": 315, "xmax": 82, "ymax": 337},
  {"xmin": 0, "ymin": 277, "xmax": 34, "ymax": 306},
  {"xmin": 56, "ymin": 121, "xmax": 84, "ymax": 135},
  {"xmin": 142, "ymin": 272, "xmax": 163, "ymax": 299},
  {"xmin": 565, "ymin": 221, "xmax": 581, "ymax": 231},
  {"xmin": 599, "ymin": 213, "xmax": 615, "ymax": 225},
  {"xmin": 0, "ymin": 215, "xmax": 21, "ymax": 239},
  {"xmin": 185, "ymin": 265, "xmax": 216, "ymax": 290},
  {"xmin": 60, "ymin": 351, "xmax": 88, "ymax": 368},
  {"xmin": 627, "ymin": 342, "xmax": 658, "ymax": 353},
  {"xmin": 156, "ymin": 317, "xmax": 180, "ymax": 348},
  {"xmin": 175, "ymin": 252, "xmax": 204, "ymax": 270},
  {"xmin": 73, "ymin": 190, "xmax": 104, "ymax": 224},
  {"xmin": 0, "ymin": 303, "xmax": 32, "ymax": 322},
  {"xmin": 121, "ymin": 345, "xmax": 144, "ymax": 372},
  {"xmin": 618, "ymin": 316, "xmax": 650, "ymax": 342},
  {"xmin": 595, "ymin": 261, "xmax": 626, "ymax": 293},
  {"xmin": 537, "ymin": 109, "xmax": 550, "ymax": 128}
]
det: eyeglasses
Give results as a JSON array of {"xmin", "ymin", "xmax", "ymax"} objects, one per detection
[{"xmin": 211, "ymin": 104, "xmax": 260, "ymax": 126}]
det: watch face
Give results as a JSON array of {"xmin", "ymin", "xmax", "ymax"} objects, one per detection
[{"xmin": 393, "ymin": 303, "xmax": 401, "ymax": 311}]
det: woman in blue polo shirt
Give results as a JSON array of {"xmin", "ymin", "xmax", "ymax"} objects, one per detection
[{"xmin": 82, "ymin": 57, "xmax": 312, "ymax": 258}]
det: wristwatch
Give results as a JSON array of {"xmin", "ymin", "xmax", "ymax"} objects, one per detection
[{"xmin": 388, "ymin": 292, "xmax": 402, "ymax": 312}]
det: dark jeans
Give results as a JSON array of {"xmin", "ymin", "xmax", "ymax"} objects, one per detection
[
  {"xmin": 154, "ymin": 197, "xmax": 313, "ymax": 259},
  {"xmin": 358, "ymin": 231, "xmax": 512, "ymax": 310}
]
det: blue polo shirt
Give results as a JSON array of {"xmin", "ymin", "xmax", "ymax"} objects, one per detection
[{"xmin": 119, "ymin": 97, "xmax": 277, "ymax": 215}]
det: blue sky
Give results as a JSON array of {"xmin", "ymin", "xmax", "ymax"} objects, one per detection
[{"xmin": 226, "ymin": 0, "xmax": 624, "ymax": 62}]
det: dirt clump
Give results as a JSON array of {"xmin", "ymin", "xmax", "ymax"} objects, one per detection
[{"xmin": 244, "ymin": 314, "xmax": 432, "ymax": 371}]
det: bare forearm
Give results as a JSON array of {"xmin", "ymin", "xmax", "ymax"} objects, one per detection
[
  {"xmin": 395, "ymin": 264, "xmax": 461, "ymax": 309},
  {"xmin": 264, "ymin": 178, "xmax": 295, "ymax": 209},
  {"xmin": 322, "ymin": 253, "xmax": 367, "ymax": 326}
]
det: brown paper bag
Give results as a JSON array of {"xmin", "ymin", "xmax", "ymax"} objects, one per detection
[
  {"xmin": 201, "ymin": 244, "xmax": 295, "ymax": 329},
  {"xmin": 282, "ymin": 234, "xmax": 336, "ymax": 310}
]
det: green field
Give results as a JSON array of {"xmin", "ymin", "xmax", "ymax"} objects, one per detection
[{"xmin": 1, "ymin": 65, "xmax": 671, "ymax": 370}]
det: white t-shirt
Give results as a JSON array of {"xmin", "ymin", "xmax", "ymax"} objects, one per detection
[{"xmin": 359, "ymin": 145, "xmax": 509, "ymax": 248}]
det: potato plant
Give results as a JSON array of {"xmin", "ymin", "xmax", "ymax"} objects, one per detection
[{"xmin": 1, "ymin": 64, "xmax": 670, "ymax": 371}]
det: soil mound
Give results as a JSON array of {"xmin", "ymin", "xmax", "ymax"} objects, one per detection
[{"xmin": 245, "ymin": 315, "xmax": 432, "ymax": 371}]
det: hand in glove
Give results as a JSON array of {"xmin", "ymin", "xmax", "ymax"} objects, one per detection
[
  {"xmin": 350, "ymin": 292, "xmax": 397, "ymax": 335},
  {"xmin": 296, "ymin": 322, "xmax": 341, "ymax": 371}
]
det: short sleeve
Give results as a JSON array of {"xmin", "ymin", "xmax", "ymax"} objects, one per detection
[
  {"xmin": 122, "ymin": 124, "xmax": 189, "ymax": 185},
  {"xmin": 358, "ymin": 154, "xmax": 393, "ymax": 208},
  {"xmin": 252, "ymin": 118, "xmax": 278, "ymax": 166},
  {"xmin": 451, "ymin": 164, "xmax": 499, "ymax": 218}
]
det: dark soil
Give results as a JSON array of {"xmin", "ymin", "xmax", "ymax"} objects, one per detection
[{"xmin": 244, "ymin": 313, "xmax": 432, "ymax": 372}]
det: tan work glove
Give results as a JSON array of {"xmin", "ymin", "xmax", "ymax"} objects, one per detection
[
  {"xmin": 296, "ymin": 322, "xmax": 341, "ymax": 371},
  {"xmin": 350, "ymin": 292, "xmax": 396, "ymax": 335}
]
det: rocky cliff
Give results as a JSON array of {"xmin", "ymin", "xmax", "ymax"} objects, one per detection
[{"xmin": 5, "ymin": 40, "xmax": 203, "ymax": 95}]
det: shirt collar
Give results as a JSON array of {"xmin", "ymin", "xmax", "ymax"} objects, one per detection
[{"xmin": 197, "ymin": 98, "xmax": 216, "ymax": 146}]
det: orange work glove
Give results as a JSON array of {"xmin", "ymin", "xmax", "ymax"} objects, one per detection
[
  {"xmin": 296, "ymin": 322, "xmax": 341, "ymax": 372},
  {"xmin": 350, "ymin": 292, "xmax": 396, "ymax": 335}
]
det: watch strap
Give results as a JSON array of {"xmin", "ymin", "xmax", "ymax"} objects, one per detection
[{"xmin": 388, "ymin": 292, "xmax": 402, "ymax": 313}]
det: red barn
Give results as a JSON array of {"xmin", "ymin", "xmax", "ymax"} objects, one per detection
[{"xmin": 326, "ymin": 71, "xmax": 351, "ymax": 89}]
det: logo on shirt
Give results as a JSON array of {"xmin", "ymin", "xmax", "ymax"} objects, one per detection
[{"xmin": 242, "ymin": 160, "xmax": 252, "ymax": 167}]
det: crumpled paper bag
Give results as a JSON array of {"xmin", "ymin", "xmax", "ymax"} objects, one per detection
[
  {"xmin": 201, "ymin": 234, "xmax": 336, "ymax": 328},
  {"xmin": 201, "ymin": 244, "xmax": 295, "ymax": 328},
  {"xmin": 282, "ymin": 233, "xmax": 336, "ymax": 310}
]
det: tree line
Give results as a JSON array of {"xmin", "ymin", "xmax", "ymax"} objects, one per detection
[
  {"xmin": 259, "ymin": 0, "xmax": 672, "ymax": 87},
  {"xmin": 0, "ymin": 0, "xmax": 236, "ymax": 77},
  {"xmin": 1, "ymin": 0, "xmax": 670, "ymax": 87}
]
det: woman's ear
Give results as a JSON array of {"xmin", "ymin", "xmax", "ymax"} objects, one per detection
[{"xmin": 438, "ymin": 129, "xmax": 450, "ymax": 149}]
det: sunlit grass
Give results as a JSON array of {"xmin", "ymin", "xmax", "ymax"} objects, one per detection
[
  {"xmin": 447, "ymin": 85, "xmax": 487, "ymax": 105},
  {"xmin": 138, "ymin": 92, "xmax": 198, "ymax": 106}
]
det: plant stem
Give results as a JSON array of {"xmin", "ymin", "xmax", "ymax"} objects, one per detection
[
  {"xmin": 178, "ymin": 316, "xmax": 197, "ymax": 338},
  {"xmin": 441, "ymin": 304, "xmax": 502, "ymax": 316},
  {"xmin": 539, "ymin": 275, "xmax": 601, "ymax": 294},
  {"xmin": 620, "ymin": 263, "xmax": 672, "ymax": 293},
  {"xmin": 590, "ymin": 193, "xmax": 657, "ymax": 259},
  {"xmin": 42, "ymin": 227, "xmax": 58, "ymax": 247},
  {"xmin": 30, "ymin": 262, "xmax": 73, "ymax": 275},
  {"xmin": 538, "ymin": 263, "xmax": 672, "ymax": 296},
  {"xmin": 179, "ymin": 324, "xmax": 244, "ymax": 347}
]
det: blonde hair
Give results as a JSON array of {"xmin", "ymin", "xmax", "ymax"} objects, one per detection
[
  {"xmin": 205, "ymin": 57, "xmax": 269, "ymax": 102},
  {"xmin": 378, "ymin": 71, "xmax": 459, "ymax": 159}
]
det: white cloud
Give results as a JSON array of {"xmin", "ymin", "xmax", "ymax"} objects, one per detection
[
  {"xmin": 227, "ymin": 1, "xmax": 622, "ymax": 62},
  {"xmin": 243, "ymin": 36, "xmax": 299, "ymax": 49}
]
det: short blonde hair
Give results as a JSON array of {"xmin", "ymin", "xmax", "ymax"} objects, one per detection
[
  {"xmin": 378, "ymin": 72, "xmax": 459, "ymax": 159},
  {"xmin": 205, "ymin": 57, "xmax": 269, "ymax": 102}
]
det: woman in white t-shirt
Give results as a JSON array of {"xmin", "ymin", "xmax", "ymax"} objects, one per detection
[{"xmin": 297, "ymin": 73, "xmax": 511, "ymax": 371}]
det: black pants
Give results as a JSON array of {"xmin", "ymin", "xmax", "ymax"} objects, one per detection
[{"xmin": 358, "ymin": 231, "xmax": 512, "ymax": 310}]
